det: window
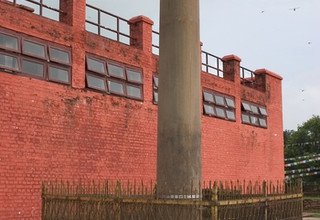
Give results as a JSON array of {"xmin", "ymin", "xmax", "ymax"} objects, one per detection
[
  {"xmin": 87, "ymin": 57, "xmax": 106, "ymax": 74},
  {"xmin": 226, "ymin": 110, "xmax": 236, "ymax": 120},
  {"xmin": 204, "ymin": 104, "xmax": 215, "ymax": 116},
  {"xmin": 108, "ymin": 79, "xmax": 125, "ymax": 95},
  {"xmin": 153, "ymin": 75, "xmax": 159, "ymax": 104},
  {"xmin": 48, "ymin": 65, "xmax": 70, "ymax": 84},
  {"xmin": 86, "ymin": 73, "xmax": 107, "ymax": 92},
  {"xmin": 0, "ymin": 28, "xmax": 71, "ymax": 85},
  {"xmin": 242, "ymin": 114, "xmax": 250, "ymax": 124},
  {"xmin": 204, "ymin": 91, "xmax": 214, "ymax": 103},
  {"xmin": 21, "ymin": 58, "xmax": 44, "ymax": 78},
  {"xmin": 0, "ymin": 53, "xmax": 19, "ymax": 71},
  {"xmin": 127, "ymin": 84, "xmax": 142, "ymax": 99},
  {"xmin": 214, "ymin": 94, "xmax": 225, "ymax": 106},
  {"xmin": 0, "ymin": 32, "xmax": 19, "ymax": 52},
  {"xmin": 203, "ymin": 90, "xmax": 236, "ymax": 121},
  {"xmin": 127, "ymin": 69, "xmax": 143, "ymax": 84},
  {"xmin": 107, "ymin": 63, "xmax": 125, "ymax": 79},
  {"xmin": 216, "ymin": 106, "xmax": 226, "ymax": 118},
  {"xmin": 22, "ymin": 39, "xmax": 46, "ymax": 59},
  {"xmin": 49, "ymin": 47, "xmax": 71, "ymax": 65},
  {"xmin": 241, "ymin": 101, "xmax": 268, "ymax": 128},
  {"xmin": 85, "ymin": 54, "xmax": 143, "ymax": 101},
  {"xmin": 225, "ymin": 97, "xmax": 235, "ymax": 108}
]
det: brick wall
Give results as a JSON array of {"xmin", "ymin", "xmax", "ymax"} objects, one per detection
[{"xmin": 0, "ymin": 0, "xmax": 284, "ymax": 218}]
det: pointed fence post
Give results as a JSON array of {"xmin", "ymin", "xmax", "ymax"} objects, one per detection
[
  {"xmin": 300, "ymin": 179, "xmax": 304, "ymax": 218},
  {"xmin": 263, "ymin": 181, "xmax": 268, "ymax": 220},
  {"xmin": 211, "ymin": 185, "xmax": 218, "ymax": 220}
]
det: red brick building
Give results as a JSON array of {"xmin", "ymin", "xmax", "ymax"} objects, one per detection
[{"xmin": 0, "ymin": 0, "xmax": 284, "ymax": 218}]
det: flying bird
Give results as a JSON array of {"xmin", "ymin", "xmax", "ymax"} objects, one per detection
[
  {"xmin": 260, "ymin": 10, "xmax": 265, "ymax": 13},
  {"xmin": 290, "ymin": 7, "xmax": 300, "ymax": 11},
  {"xmin": 301, "ymin": 89, "xmax": 305, "ymax": 92},
  {"xmin": 307, "ymin": 41, "xmax": 312, "ymax": 45}
]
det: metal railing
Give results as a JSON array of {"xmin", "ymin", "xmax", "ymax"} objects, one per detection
[
  {"xmin": 151, "ymin": 31, "xmax": 225, "ymax": 78},
  {"xmin": 240, "ymin": 66, "xmax": 256, "ymax": 85},
  {"xmin": 42, "ymin": 179, "xmax": 303, "ymax": 220},
  {"xmin": 6, "ymin": 0, "xmax": 63, "ymax": 21},
  {"xmin": 85, "ymin": 4, "xmax": 132, "ymax": 45},
  {"xmin": 152, "ymin": 30, "xmax": 160, "ymax": 55},
  {"xmin": 202, "ymin": 51, "xmax": 224, "ymax": 78}
]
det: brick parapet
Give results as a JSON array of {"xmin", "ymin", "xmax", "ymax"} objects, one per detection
[{"xmin": 129, "ymin": 15, "xmax": 154, "ymax": 53}]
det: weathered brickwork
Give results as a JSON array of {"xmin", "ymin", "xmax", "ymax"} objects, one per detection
[{"xmin": 0, "ymin": 1, "xmax": 284, "ymax": 218}]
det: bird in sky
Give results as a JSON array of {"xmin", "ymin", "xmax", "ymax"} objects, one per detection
[
  {"xmin": 260, "ymin": 10, "xmax": 265, "ymax": 13},
  {"xmin": 301, "ymin": 89, "xmax": 305, "ymax": 92},
  {"xmin": 290, "ymin": 7, "xmax": 300, "ymax": 11}
]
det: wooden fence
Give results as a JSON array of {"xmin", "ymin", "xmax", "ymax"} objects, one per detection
[{"xmin": 42, "ymin": 180, "xmax": 303, "ymax": 220}]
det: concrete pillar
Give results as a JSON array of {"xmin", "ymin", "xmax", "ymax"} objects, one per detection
[{"xmin": 157, "ymin": 0, "xmax": 202, "ymax": 198}]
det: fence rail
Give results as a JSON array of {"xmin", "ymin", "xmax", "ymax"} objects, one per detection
[
  {"xmin": 201, "ymin": 51, "xmax": 224, "ymax": 78},
  {"xmin": 85, "ymin": 4, "xmax": 132, "ymax": 45},
  {"xmin": 42, "ymin": 180, "xmax": 303, "ymax": 220},
  {"xmin": 240, "ymin": 66, "xmax": 256, "ymax": 85},
  {"xmin": 7, "ymin": 0, "xmax": 63, "ymax": 21}
]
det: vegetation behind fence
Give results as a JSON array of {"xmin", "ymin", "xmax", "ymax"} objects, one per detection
[{"xmin": 42, "ymin": 180, "xmax": 303, "ymax": 220}]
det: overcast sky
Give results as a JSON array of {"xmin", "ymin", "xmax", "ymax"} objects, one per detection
[{"xmin": 86, "ymin": 0, "xmax": 319, "ymax": 130}]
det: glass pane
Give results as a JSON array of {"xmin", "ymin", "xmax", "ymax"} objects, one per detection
[
  {"xmin": 225, "ymin": 97, "xmax": 235, "ymax": 108},
  {"xmin": 153, "ymin": 75, "xmax": 159, "ymax": 87},
  {"xmin": 204, "ymin": 104, "xmax": 215, "ymax": 116},
  {"xmin": 87, "ymin": 57, "xmax": 105, "ymax": 74},
  {"xmin": 259, "ymin": 107, "xmax": 268, "ymax": 116},
  {"xmin": 107, "ymin": 63, "xmax": 125, "ymax": 79},
  {"xmin": 0, "ymin": 54, "xmax": 19, "ymax": 70},
  {"xmin": 23, "ymin": 40, "xmax": 46, "ymax": 59},
  {"xmin": 226, "ymin": 110, "xmax": 235, "ymax": 120},
  {"xmin": 127, "ymin": 69, "xmax": 142, "ymax": 83},
  {"xmin": 251, "ymin": 105, "xmax": 259, "ymax": 114},
  {"xmin": 153, "ymin": 91, "xmax": 158, "ymax": 103},
  {"xmin": 127, "ymin": 84, "xmax": 142, "ymax": 99},
  {"xmin": 0, "ymin": 33, "xmax": 19, "ymax": 51},
  {"xmin": 203, "ymin": 92, "xmax": 214, "ymax": 103},
  {"xmin": 215, "ymin": 107, "xmax": 226, "ymax": 118},
  {"xmin": 86, "ymin": 74, "xmax": 106, "ymax": 91},
  {"xmin": 259, "ymin": 118, "xmax": 267, "ymax": 127},
  {"xmin": 214, "ymin": 94, "xmax": 225, "ymax": 106},
  {"xmin": 250, "ymin": 115, "xmax": 259, "ymax": 125},
  {"xmin": 49, "ymin": 47, "xmax": 70, "ymax": 64},
  {"xmin": 242, "ymin": 114, "xmax": 250, "ymax": 124},
  {"xmin": 242, "ymin": 102, "xmax": 251, "ymax": 111},
  {"xmin": 49, "ymin": 66, "xmax": 70, "ymax": 83},
  {"xmin": 108, "ymin": 80, "xmax": 125, "ymax": 95},
  {"xmin": 21, "ymin": 59, "xmax": 44, "ymax": 77}
]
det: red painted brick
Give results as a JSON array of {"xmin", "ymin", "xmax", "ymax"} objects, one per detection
[{"xmin": 0, "ymin": 1, "xmax": 284, "ymax": 219}]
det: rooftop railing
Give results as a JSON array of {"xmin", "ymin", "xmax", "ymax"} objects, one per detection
[
  {"xmin": 7, "ymin": 0, "xmax": 63, "ymax": 21},
  {"xmin": 240, "ymin": 66, "xmax": 256, "ymax": 85},
  {"xmin": 151, "ymin": 30, "xmax": 224, "ymax": 78},
  {"xmin": 85, "ymin": 4, "xmax": 132, "ymax": 45},
  {"xmin": 201, "ymin": 51, "xmax": 224, "ymax": 78},
  {"xmin": 152, "ymin": 30, "xmax": 160, "ymax": 55}
]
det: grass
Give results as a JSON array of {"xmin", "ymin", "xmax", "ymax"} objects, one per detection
[{"xmin": 304, "ymin": 196, "xmax": 320, "ymax": 200}]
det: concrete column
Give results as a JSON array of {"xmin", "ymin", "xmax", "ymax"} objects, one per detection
[{"xmin": 157, "ymin": 0, "xmax": 201, "ymax": 198}]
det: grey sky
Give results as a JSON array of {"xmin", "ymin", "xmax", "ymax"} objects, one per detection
[{"xmin": 30, "ymin": 0, "xmax": 319, "ymax": 131}]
